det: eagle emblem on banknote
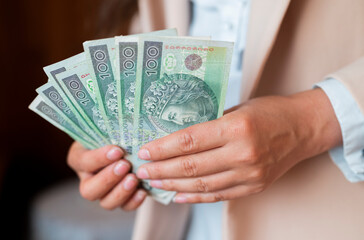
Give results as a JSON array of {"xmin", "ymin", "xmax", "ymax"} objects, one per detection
[{"xmin": 143, "ymin": 73, "xmax": 218, "ymax": 133}]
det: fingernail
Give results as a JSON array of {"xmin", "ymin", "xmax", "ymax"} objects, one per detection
[
  {"xmin": 107, "ymin": 147, "xmax": 123, "ymax": 161},
  {"xmin": 136, "ymin": 168, "xmax": 150, "ymax": 179},
  {"xmin": 150, "ymin": 180, "xmax": 163, "ymax": 188},
  {"xmin": 173, "ymin": 195, "xmax": 188, "ymax": 203},
  {"xmin": 113, "ymin": 162, "xmax": 129, "ymax": 176},
  {"xmin": 123, "ymin": 176, "xmax": 137, "ymax": 191},
  {"xmin": 138, "ymin": 149, "xmax": 151, "ymax": 160},
  {"xmin": 134, "ymin": 191, "xmax": 146, "ymax": 202}
]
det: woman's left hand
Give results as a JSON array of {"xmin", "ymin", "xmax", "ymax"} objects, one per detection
[{"xmin": 136, "ymin": 89, "xmax": 342, "ymax": 203}]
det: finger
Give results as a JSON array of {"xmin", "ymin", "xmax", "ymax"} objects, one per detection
[
  {"xmin": 136, "ymin": 148, "xmax": 229, "ymax": 179},
  {"xmin": 138, "ymin": 119, "xmax": 227, "ymax": 161},
  {"xmin": 173, "ymin": 184, "xmax": 265, "ymax": 204},
  {"xmin": 77, "ymin": 171, "xmax": 93, "ymax": 181},
  {"xmin": 149, "ymin": 170, "xmax": 244, "ymax": 193},
  {"xmin": 122, "ymin": 189, "xmax": 147, "ymax": 211},
  {"xmin": 68, "ymin": 142, "xmax": 124, "ymax": 173},
  {"xmin": 79, "ymin": 160, "xmax": 131, "ymax": 201},
  {"xmin": 99, "ymin": 174, "xmax": 139, "ymax": 210}
]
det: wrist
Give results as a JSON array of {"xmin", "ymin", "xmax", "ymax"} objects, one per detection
[{"xmin": 289, "ymin": 89, "xmax": 342, "ymax": 160}]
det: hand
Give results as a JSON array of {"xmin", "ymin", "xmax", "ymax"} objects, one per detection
[
  {"xmin": 135, "ymin": 89, "xmax": 342, "ymax": 203},
  {"xmin": 67, "ymin": 142, "xmax": 147, "ymax": 210}
]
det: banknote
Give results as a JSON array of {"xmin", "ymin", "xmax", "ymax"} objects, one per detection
[
  {"xmin": 43, "ymin": 53, "xmax": 86, "ymax": 81},
  {"xmin": 36, "ymin": 83, "xmax": 100, "ymax": 147},
  {"xmin": 83, "ymin": 38, "xmax": 121, "ymax": 146},
  {"xmin": 115, "ymin": 29, "xmax": 178, "ymax": 155},
  {"xmin": 31, "ymin": 30, "xmax": 234, "ymax": 205},
  {"xmin": 43, "ymin": 53, "xmax": 105, "ymax": 146},
  {"xmin": 133, "ymin": 36, "xmax": 233, "ymax": 204},
  {"xmin": 116, "ymin": 34, "xmax": 212, "ymax": 204},
  {"xmin": 29, "ymin": 96, "xmax": 96, "ymax": 149},
  {"xmin": 133, "ymin": 36, "xmax": 233, "ymax": 165},
  {"xmin": 57, "ymin": 65, "xmax": 111, "ymax": 146}
]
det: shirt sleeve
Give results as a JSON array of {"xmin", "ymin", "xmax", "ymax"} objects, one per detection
[{"xmin": 315, "ymin": 78, "xmax": 364, "ymax": 182}]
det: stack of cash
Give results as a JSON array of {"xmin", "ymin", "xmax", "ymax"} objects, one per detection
[{"xmin": 29, "ymin": 29, "xmax": 234, "ymax": 204}]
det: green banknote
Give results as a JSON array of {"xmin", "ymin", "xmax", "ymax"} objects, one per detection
[
  {"xmin": 133, "ymin": 36, "xmax": 233, "ymax": 204},
  {"xmin": 43, "ymin": 53, "xmax": 105, "ymax": 146},
  {"xmin": 83, "ymin": 38, "xmax": 121, "ymax": 146},
  {"xmin": 31, "ymin": 29, "xmax": 234, "ymax": 205},
  {"xmin": 29, "ymin": 96, "xmax": 96, "ymax": 149},
  {"xmin": 36, "ymin": 83, "xmax": 99, "ymax": 147},
  {"xmin": 83, "ymin": 30, "xmax": 179, "ymax": 148},
  {"xmin": 115, "ymin": 29, "xmax": 178, "ymax": 155},
  {"xmin": 57, "ymin": 65, "xmax": 111, "ymax": 146},
  {"xmin": 44, "ymin": 53, "xmax": 86, "ymax": 81}
]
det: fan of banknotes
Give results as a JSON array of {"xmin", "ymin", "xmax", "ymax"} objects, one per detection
[{"xmin": 29, "ymin": 29, "xmax": 234, "ymax": 204}]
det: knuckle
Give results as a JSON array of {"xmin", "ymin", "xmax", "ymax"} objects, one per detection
[
  {"xmin": 152, "ymin": 144, "xmax": 163, "ymax": 158},
  {"xmin": 240, "ymin": 114, "xmax": 255, "ymax": 135},
  {"xmin": 243, "ymin": 146, "xmax": 261, "ymax": 164},
  {"xmin": 227, "ymin": 122, "xmax": 244, "ymax": 139},
  {"xmin": 111, "ymin": 188, "xmax": 125, "ymax": 201},
  {"xmin": 210, "ymin": 118, "xmax": 226, "ymax": 138},
  {"xmin": 162, "ymin": 180, "xmax": 173, "ymax": 190},
  {"xmin": 213, "ymin": 192, "xmax": 225, "ymax": 202},
  {"xmin": 178, "ymin": 130, "xmax": 197, "ymax": 153},
  {"xmin": 100, "ymin": 202, "xmax": 115, "ymax": 211},
  {"xmin": 249, "ymin": 168, "xmax": 267, "ymax": 182},
  {"xmin": 99, "ymin": 171, "xmax": 115, "ymax": 185},
  {"xmin": 94, "ymin": 151, "xmax": 110, "ymax": 168},
  {"xmin": 79, "ymin": 152, "xmax": 92, "ymax": 172},
  {"xmin": 253, "ymin": 184, "xmax": 266, "ymax": 194},
  {"xmin": 191, "ymin": 194, "xmax": 203, "ymax": 203},
  {"xmin": 235, "ymin": 155, "xmax": 246, "ymax": 165},
  {"xmin": 79, "ymin": 182, "xmax": 95, "ymax": 201},
  {"xmin": 226, "ymin": 114, "xmax": 254, "ymax": 138},
  {"xmin": 194, "ymin": 178, "xmax": 209, "ymax": 193},
  {"xmin": 246, "ymin": 184, "xmax": 267, "ymax": 196},
  {"xmin": 180, "ymin": 156, "xmax": 198, "ymax": 177},
  {"xmin": 148, "ymin": 164, "xmax": 162, "ymax": 178}
]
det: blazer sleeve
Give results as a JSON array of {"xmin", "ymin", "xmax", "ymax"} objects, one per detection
[{"xmin": 327, "ymin": 57, "xmax": 364, "ymax": 112}]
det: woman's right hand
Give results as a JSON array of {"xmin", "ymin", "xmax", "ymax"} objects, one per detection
[{"xmin": 67, "ymin": 141, "xmax": 147, "ymax": 211}]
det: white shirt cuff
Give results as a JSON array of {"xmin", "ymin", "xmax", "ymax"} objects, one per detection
[{"xmin": 315, "ymin": 78, "xmax": 364, "ymax": 182}]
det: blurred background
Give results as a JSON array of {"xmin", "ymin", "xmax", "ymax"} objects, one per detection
[{"xmin": 0, "ymin": 0, "xmax": 138, "ymax": 239}]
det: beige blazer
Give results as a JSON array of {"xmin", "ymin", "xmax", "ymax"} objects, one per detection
[{"xmin": 132, "ymin": 0, "xmax": 364, "ymax": 239}]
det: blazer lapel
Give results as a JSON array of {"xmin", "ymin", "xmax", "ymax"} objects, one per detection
[{"xmin": 240, "ymin": 0, "xmax": 291, "ymax": 101}]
